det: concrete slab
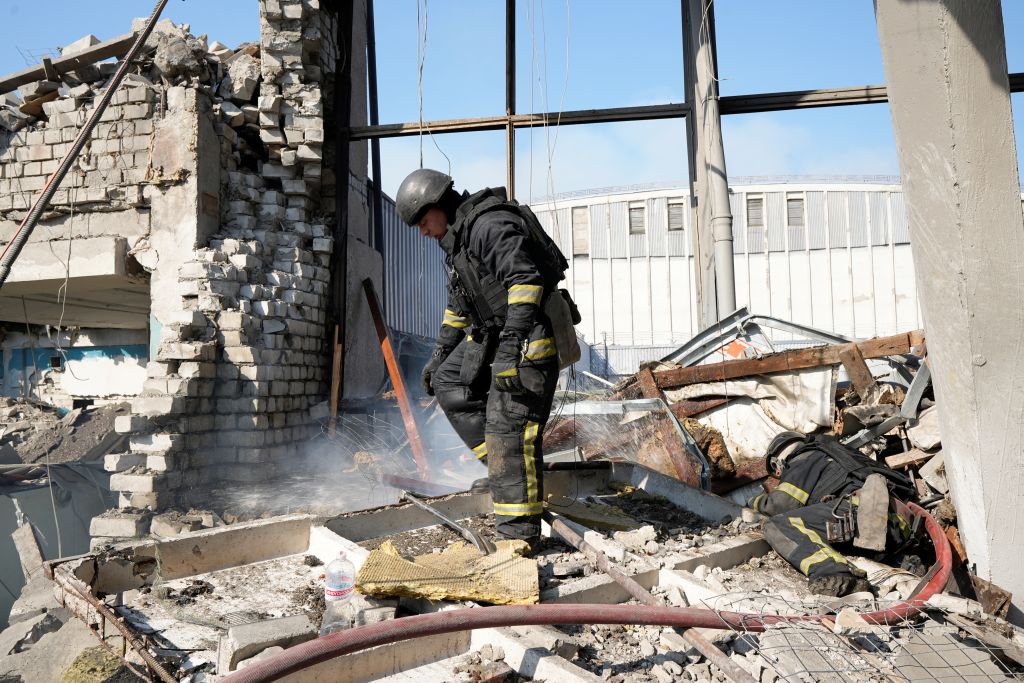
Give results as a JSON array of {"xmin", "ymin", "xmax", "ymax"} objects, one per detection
[
  {"xmin": 894, "ymin": 625, "xmax": 1014, "ymax": 682},
  {"xmin": 471, "ymin": 626, "xmax": 603, "ymax": 682},
  {"xmin": 285, "ymin": 631, "xmax": 471, "ymax": 683},
  {"xmin": 217, "ymin": 613, "xmax": 317, "ymax": 673},
  {"xmin": 104, "ymin": 514, "xmax": 315, "ymax": 586}
]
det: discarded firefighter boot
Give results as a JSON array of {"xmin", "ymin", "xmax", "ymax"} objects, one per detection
[
  {"xmin": 470, "ymin": 477, "xmax": 490, "ymax": 494},
  {"xmin": 899, "ymin": 553, "xmax": 927, "ymax": 577},
  {"xmin": 809, "ymin": 572, "xmax": 873, "ymax": 597}
]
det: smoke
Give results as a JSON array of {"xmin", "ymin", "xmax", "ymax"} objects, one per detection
[{"xmin": 202, "ymin": 407, "xmax": 486, "ymax": 521}]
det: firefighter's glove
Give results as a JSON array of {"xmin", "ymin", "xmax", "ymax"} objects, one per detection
[
  {"xmin": 492, "ymin": 341, "xmax": 526, "ymax": 394},
  {"xmin": 421, "ymin": 347, "xmax": 451, "ymax": 396}
]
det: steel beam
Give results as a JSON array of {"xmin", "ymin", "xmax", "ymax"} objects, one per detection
[
  {"xmin": 505, "ymin": 0, "xmax": 516, "ymax": 197},
  {"xmin": 366, "ymin": 0, "xmax": 385, "ymax": 255},
  {"xmin": 347, "ymin": 103, "xmax": 689, "ymax": 140},
  {"xmin": 345, "ymin": 74, "xmax": 1024, "ymax": 143}
]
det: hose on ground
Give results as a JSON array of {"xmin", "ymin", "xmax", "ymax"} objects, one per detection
[{"xmin": 222, "ymin": 501, "xmax": 950, "ymax": 683}]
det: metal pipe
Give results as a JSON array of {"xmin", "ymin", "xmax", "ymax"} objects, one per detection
[
  {"xmin": 504, "ymin": 0, "xmax": 516, "ymax": 197},
  {"xmin": 0, "ymin": 0, "xmax": 171, "ymax": 289},
  {"xmin": 222, "ymin": 502, "xmax": 950, "ymax": 683},
  {"xmin": 688, "ymin": 0, "xmax": 735, "ymax": 318},
  {"xmin": 365, "ymin": 0, "xmax": 385, "ymax": 255},
  {"xmin": 544, "ymin": 512, "xmax": 756, "ymax": 683}
]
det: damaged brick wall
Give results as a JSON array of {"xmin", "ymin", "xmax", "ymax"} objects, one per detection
[{"xmin": 105, "ymin": 0, "xmax": 359, "ymax": 530}]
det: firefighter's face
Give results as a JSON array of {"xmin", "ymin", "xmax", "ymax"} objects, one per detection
[{"xmin": 417, "ymin": 207, "xmax": 448, "ymax": 240}]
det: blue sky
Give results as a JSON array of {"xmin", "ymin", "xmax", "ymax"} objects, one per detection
[{"xmin": 1, "ymin": 1, "xmax": 1021, "ymax": 200}]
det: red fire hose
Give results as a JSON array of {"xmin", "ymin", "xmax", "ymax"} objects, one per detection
[{"xmin": 223, "ymin": 501, "xmax": 950, "ymax": 683}]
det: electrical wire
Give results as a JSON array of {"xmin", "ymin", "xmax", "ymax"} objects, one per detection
[{"xmin": 413, "ymin": 0, "xmax": 450, "ymax": 174}]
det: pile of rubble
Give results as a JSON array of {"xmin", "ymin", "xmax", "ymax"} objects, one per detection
[
  {"xmin": 546, "ymin": 314, "xmax": 956, "ymax": 542},
  {"xmin": 0, "ymin": 0, "xmax": 351, "ymax": 527},
  {"xmin": 0, "ymin": 397, "xmax": 128, "ymax": 466}
]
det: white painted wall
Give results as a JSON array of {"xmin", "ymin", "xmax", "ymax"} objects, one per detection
[{"xmin": 532, "ymin": 181, "xmax": 923, "ymax": 347}]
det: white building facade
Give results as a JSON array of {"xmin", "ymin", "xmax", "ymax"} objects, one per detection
[{"xmin": 530, "ymin": 177, "xmax": 925, "ymax": 377}]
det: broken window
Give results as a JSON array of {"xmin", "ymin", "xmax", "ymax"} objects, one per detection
[
  {"xmin": 572, "ymin": 206, "xmax": 590, "ymax": 256},
  {"xmin": 628, "ymin": 201, "xmax": 646, "ymax": 234},
  {"xmin": 667, "ymin": 199, "xmax": 685, "ymax": 232},
  {"xmin": 786, "ymin": 193, "xmax": 806, "ymax": 250}
]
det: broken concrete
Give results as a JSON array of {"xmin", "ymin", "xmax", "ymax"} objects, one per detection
[{"xmin": 217, "ymin": 613, "xmax": 317, "ymax": 673}]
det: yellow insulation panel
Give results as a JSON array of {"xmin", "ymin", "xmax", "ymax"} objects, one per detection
[{"xmin": 355, "ymin": 539, "xmax": 538, "ymax": 605}]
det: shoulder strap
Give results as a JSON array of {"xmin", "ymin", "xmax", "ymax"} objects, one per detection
[{"xmin": 810, "ymin": 435, "xmax": 915, "ymax": 499}]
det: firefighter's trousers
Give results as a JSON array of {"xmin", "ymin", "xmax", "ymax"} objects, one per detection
[
  {"xmin": 432, "ymin": 336, "xmax": 559, "ymax": 540},
  {"xmin": 763, "ymin": 498, "xmax": 911, "ymax": 579}
]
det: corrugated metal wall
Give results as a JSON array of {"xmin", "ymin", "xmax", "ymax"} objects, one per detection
[
  {"xmin": 531, "ymin": 183, "xmax": 922, "ymax": 353},
  {"xmin": 381, "ymin": 194, "xmax": 448, "ymax": 340}
]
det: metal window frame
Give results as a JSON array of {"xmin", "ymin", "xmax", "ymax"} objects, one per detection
[
  {"xmin": 786, "ymin": 192, "xmax": 806, "ymax": 227},
  {"xmin": 628, "ymin": 201, "xmax": 647, "ymax": 235},
  {"xmin": 667, "ymin": 198, "xmax": 686, "ymax": 232},
  {"xmin": 356, "ymin": 1, "xmax": 1024, "ymax": 214},
  {"xmin": 746, "ymin": 194, "xmax": 765, "ymax": 227}
]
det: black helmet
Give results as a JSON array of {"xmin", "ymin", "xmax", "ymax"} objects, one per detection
[
  {"xmin": 396, "ymin": 168, "xmax": 453, "ymax": 225},
  {"xmin": 764, "ymin": 431, "xmax": 806, "ymax": 474}
]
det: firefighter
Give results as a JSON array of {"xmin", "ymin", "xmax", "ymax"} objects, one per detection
[
  {"xmin": 396, "ymin": 168, "xmax": 574, "ymax": 547},
  {"xmin": 750, "ymin": 431, "xmax": 919, "ymax": 597}
]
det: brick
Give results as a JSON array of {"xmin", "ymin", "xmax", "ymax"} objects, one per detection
[
  {"xmin": 89, "ymin": 511, "xmax": 150, "ymax": 538},
  {"xmin": 218, "ymin": 311, "xmax": 252, "ymax": 330},
  {"xmin": 224, "ymin": 347, "xmax": 257, "ymax": 363},
  {"xmin": 146, "ymin": 453, "xmax": 184, "ymax": 472},
  {"xmin": 104, "ymin": 452, "xmax": 147, "ymax": 472},
  {"xmin": 109, "ymin": 471, "xmax": 164, "ymax": 493},
  {"xmin": 156, "ymin": 341, "xmax": 216, "ymax": 362},
  {"xmin": 129, "ymin": 433, "xmax": 183, "ymax": 453},
  {"xmin": 131, "ymin": 396, "xmax": 186, "ymax": 416},
  {"xmin": 178, "ymin": 361, "xmax": 217, "ymax": 379}
]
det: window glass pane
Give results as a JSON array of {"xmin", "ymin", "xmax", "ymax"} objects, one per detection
[
  {"xmin": 515, "ymin": 2, "xmax": 684, "ymax": 112},
  {"xmin": 747, "ymin": 196, "xmax": 764, "ymax": 226},
  {"xmin": 787, "ymin": 196, "xmax": 805, "ymax": 226},
  {"xmin": 628, "ymin": 204, "xmax": 645, "ymax": 234},
  {"xmin": 716, "ymin": 1, "xmax": 884, "ymax": 96},
  {"xmin": 667, "ymin": 202, "xmax": 685, "ymax": 231}
]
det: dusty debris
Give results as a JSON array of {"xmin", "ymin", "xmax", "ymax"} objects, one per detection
[{"xmin": 0, "ymin": 399, "xmax": 129, "ymax": 465}]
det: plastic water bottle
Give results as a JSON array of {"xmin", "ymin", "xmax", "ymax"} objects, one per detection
[{"xmin": 319, "ymin": 551, "xmax": 355, "ymax": 636}]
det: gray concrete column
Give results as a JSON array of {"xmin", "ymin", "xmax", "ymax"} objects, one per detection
[{"xmin": 875, "ymin": 0, "xmax": 1024, "ymax": 621}]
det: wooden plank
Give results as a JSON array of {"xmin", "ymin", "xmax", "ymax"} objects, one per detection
[
  {"xmin": 328, "ymin": 324, "xmax": 342, "ymax": 437},
  {"xmin": 653, "ymin": 331, "xmax": 924, "ymax": 390},
  {"xmin": 11, "ymin": 523, "xmax": 44, "ymax": 580},
  {"xmin": 669, "ymin": 398, "xmax": 732, "ymax": 420},
  {"xmin": 838, "ymin": 342, "xmax": 878, "ymax": 400},
  {"xmin": 0, "ymin": 33, "xmax": 137, "ymax": 95},
  {"xmin": 636, "ymin": 367, "xmax": 665, "ymax": 400},
  {"xmin": 884, "ymin": 448, "xmax": 934, "ymax": 469},
  {"xmin": 363, "ymin": 278, "xmax": 429, "ymax": 478}
]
